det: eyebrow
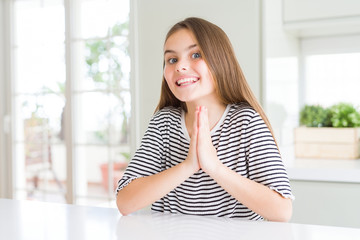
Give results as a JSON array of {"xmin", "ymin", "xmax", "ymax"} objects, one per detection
[{"xmin": 164, "ymin": 44, "xmax": 198, "ymax": 55}]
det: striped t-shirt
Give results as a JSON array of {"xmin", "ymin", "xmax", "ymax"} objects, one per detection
[{"xmin": 116, "ymin": 103, "xmax": 294, "ymax": 220}]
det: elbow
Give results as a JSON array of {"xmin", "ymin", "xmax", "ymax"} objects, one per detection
[
  {"xmin": 272, "ymin": 198, "xmax": 293, "ymax": 222},
  {"xmin": 117, "ymin": 203, "xmax": 130, "ymax": 216},
  {"xmin": 116, "ymin": 192, "xmax": 135, "ymax": 216},
  {"xmin": 276, "ymin": 210, "xmax": 292, "ymax": 222},
  {"xmin": 118, "ymin": 207, "xmax": 131, "ymax": 216}
]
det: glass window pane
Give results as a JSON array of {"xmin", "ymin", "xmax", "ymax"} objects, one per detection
[
  {"xmin": 14, "ymin": 0, "xmax": 65, "ymax": 94},
  {"xmin": 14, "ymin": 115, "xmax": 66, "ymax": 202},
  {"xmin": 14, "ymin": 44, "xmax": 66, "ymax": 94},
  {"xmin": 82, "ymin": 39, "xmax": 111, "ymax": 91},
  {"xmin": 305, "ymin": 53, "xmax": 360, "ymax": 106},
  {"xmin": 14, "ymin": 94, "xmax": 65, "ymax": 142},
  {"xmin": 111, "ymin": 36, "xmax": 130, "ymax": 90},
  {"xmin": 13, "ymin": 0, "xmax": 66, "ymax": 204},
  {"xmin": 12, "ymin": 0, "xmax": 130, "ymax": 207},
  {"xmin": 14, "ymin": 0, "xmax": 65, "ymax": 46},
  {"xmin": 108, "ymin": 92, "xmax": 131, "ymax": 145},
  {"xmin": 74, "ymin": 92, "xmax": 111, "ymax": 144},
  {"xmin": 78, "ymin": 35, "xmax": 129, "ymax": 91},
  {"xmin": 75, "ymin": 145, "xmax": 128, "ymax": 206},
  {"xmin": 75, "ymin": 145, "xmax": 109, "ymax": 197},
  {"xmin": 80, "ymin": 0, "xmax": 129, "ymax": 39},
  {"xmin": 70, "ymin": 92, "xmax": 130, "ymax": 146}
]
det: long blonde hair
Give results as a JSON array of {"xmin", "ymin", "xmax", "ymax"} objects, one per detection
[{"xmin": 155, "ymin": 17, "xmax": 277, "ymax": 146}]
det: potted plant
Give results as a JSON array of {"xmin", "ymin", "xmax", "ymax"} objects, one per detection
[{"xmin": 294, "ymin": 103, "xmax": 360, "ymax": 159}]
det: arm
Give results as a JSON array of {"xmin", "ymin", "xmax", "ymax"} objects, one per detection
[
  {"xmin": 116, "ymin": 160, "xmax": 195, "ymax": 215},
  {"xmin": 117, "ymin": 112, "xmax": 200, "ymax": 215},
  {"xmin": 196, "ymin": 106, "xmax": 292, "ymax": 222},
  {"xmin": 207, "ymin": 161, "xmax": 292, "ymax": 222}
]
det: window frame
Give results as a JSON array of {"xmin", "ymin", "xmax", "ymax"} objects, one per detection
[
  {"xmin": 0, "ymin": 0, "xmax": 134, "ymax": 205},
  {"xmin": 0, "ymin": 0, "xmax": 15, "ymax": 199}
]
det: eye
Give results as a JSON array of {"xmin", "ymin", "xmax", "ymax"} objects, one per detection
[
  {"xmin": 191, "ymin": 52, "xmax": 201, "ymax": 59},
  {"xmin": 167, "ymin": 58, "xmax": 177, "ymax": 64}
]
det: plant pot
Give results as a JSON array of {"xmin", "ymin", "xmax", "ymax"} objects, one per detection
[
  {"xmin": 100, "ymin": 162, "xmax": 128, "ymax": 190},
  {"xmin": 294, "ymin": 127, "xmax": 360, "ymax": 159}
]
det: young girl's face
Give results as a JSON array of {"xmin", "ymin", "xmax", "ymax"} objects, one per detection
[{"xmin": 163, "ymin": 29, "xmax": 217, "ymax": 104}]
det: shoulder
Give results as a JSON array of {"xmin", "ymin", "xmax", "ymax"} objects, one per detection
[
  {"xmin": 224, "ymin": 102, "xmax": 268, "ymax": 132},
  {"xmin": 228, "ymin": 102, "xmax": 258, "ymax": 121},
  {"xmin": 150, "ymin": 106, "xmax": 182, "ymax": 124}
]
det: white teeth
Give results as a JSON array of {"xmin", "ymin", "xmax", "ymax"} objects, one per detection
[{"xmin": 176, "ymin": 78, "xmax": 199, "ymax": 86}]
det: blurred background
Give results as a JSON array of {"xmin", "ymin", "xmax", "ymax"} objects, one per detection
[
  {"xmin": 0, "ymin": 0, "xmax": 131, "ymax": 207},
  {"xmin": 0, "ymin": 0, "xmax": 360, "ymax": 228}
]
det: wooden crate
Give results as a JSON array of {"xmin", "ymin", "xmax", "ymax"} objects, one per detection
[{"xmin": 294, "ymin": 127, "xmax": 360, "ymax": 159}]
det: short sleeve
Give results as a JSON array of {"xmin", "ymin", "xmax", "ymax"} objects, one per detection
[
  {"xmin": 116, "ymin": 116, "xmax": 163, "ymax": 193},
  {"xmin": 244, "ymin": 112, "xmax": 295, "ymax": 200}
]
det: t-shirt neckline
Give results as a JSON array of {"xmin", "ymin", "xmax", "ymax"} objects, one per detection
[{"xmin": 181, "ymin": 104, "xmax": 231, "ymax": 142}]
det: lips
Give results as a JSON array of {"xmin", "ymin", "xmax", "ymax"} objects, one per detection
[{"xmin": 176, "ymin": 77, "xmax": 199, "ymax": 86}]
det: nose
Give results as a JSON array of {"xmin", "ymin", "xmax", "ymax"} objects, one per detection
[
  {"xmin": 176, "ymin": 59, "xmax": 188, "ymax": 72},
  {"xmin": 176, "ymin": 67, "xmax": 187, "ymax": 72}
]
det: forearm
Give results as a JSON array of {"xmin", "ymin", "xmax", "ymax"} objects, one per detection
[
  {"xmin": 116, "ymin": 161, "xmax": 195, "ymax": 215},
  {"xmin": 209, "ymin": 162, "xmax": 292, "ymax": 222}
]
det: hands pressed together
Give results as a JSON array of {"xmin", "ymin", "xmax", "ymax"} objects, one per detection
[{"xmin": 186, "ymin": 106, "xmax": 222, "ymax": 175}]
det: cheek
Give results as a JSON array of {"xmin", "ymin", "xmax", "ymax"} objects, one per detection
[
  {"xmin": 163, "ymin": 67, "xmax": 176, "ymax": 91},
  {"xmin": 163, "ymin": 66, "xmax": 173, "ymax": 82},
  {"xmin": 195, "ymin": 61, "xmax": 211, "ymax": 75},
  {"xmin": 196, "ymin": 61, "xmax": 213, "ymax": 82}
]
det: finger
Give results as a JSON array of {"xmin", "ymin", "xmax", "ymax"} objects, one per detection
[
  {"xmin": 199, "ymin": 106, "xmax": 209, "ymax": 130},
  {"xmin": 193, "ymin": 106, "xmax": 199, "ymax": 137},
  {"xmin": 189, "ymin": 107, "xmax": 199, "ymax": 149},
  {"xmin": 189, "ymin": 107, "xmax": 199, "ymax": 167}
]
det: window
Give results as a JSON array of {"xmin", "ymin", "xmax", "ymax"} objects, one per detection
[
  {"xmin": 301, "ymin": 35, "xmax": 360, "ymax": 108},
  {"xmin": 8, "ymin": 0, "xmax": 130, "ymax": 207},
  {"xmin": 266, "ymin": 34, "xmax": 360, "ymax": 155}
]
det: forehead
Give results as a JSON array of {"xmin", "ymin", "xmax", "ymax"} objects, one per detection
[{"xmin": 164, "ymin": 29, "xmax": 198, "ymax": 51}]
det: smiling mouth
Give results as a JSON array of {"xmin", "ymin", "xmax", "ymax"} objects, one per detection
[{"xmin": 176, "ymin": 78, "xmax": 199, "ymax": 86}]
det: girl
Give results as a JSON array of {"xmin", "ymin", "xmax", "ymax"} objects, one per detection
[{"xmin": 116, "ymin": 17, "xmax": 294, "ymax": 221}]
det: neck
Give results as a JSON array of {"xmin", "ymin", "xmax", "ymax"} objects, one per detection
[{"xmin": 185, "ymin": 99, "xmax": 227, "ymax": 132}]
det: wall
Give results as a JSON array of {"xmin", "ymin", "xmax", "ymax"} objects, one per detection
[
  {"xmin": 282, "ymin": 0, "xmax": 360, "ymax": 37},
  {"xmin": 291, "ymin": 180, "xmax": 360, "ymax": 228},
  {"xmin": 131, "ymin": 0, "xmax": 263, "ymax": 144},
  {"xmin": 264, "ymin": 0, "xmax": 299, "ymax": 59},
  {"xmin": 263, "ymin": 0, "xmax": 300, "ymax": 146}
]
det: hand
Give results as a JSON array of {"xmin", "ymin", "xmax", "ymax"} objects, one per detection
[
  {"xmin": 184, "ymin": 107, "xmax": 201, "ymax": 173},
  {"xmin": 197, "ymin": 106, "xmax": 221, "ymax": 174}
]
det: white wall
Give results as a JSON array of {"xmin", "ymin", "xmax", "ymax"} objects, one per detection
[
  {"xmin": 283, "ymin": 0, "xmax": 360, "ymax": 22},
  {"xmin": 282, "ymin": 0, "xmax": 360, "ymax": 37},
  {"xmin": 131, "ymin": 0, "xmax": 263, "ymax": 143},
  {"xmin": 264, "ymin": 0, "xmax": 299, "ymax": 58}
]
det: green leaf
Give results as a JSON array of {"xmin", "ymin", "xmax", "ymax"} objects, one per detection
[
  {"xmin": 299, "ymin": 105, "xmax": 331, "ymax": 127},
  {"xmin": 330, "ymin": 103, "xmax": 360, "ymax": 128}
]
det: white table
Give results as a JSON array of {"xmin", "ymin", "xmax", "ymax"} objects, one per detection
[{"xmin": 1, "ymin": 199, "xmax": 359, "ymax": 240}]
